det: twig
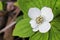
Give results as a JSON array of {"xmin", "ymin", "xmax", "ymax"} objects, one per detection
[
  {"xmin": 4, "ymin": 7, "xmax": 20, "ymax": 40},
  {"xmin": 0, "ymin": 21, "xmax": 16, "ymax": 33}
]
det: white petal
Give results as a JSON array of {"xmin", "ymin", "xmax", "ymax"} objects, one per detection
[
  {"xmin": 30, "ymin": 20, "xmax": 38, "ymax": 28},
  {"xmin": 28, "ymin": 8, "xmax": 41, "ymax": 19},
  {"xmin": 33, "ymin": 27, "xmax": 39, "ymax": 32},
  {"xmin": 39, "ymin": 22, "xmax": 51, "ymax": 33},
  {"xmin": 41, "ymin": 7, "xmax": 54, "ymax": 22}
]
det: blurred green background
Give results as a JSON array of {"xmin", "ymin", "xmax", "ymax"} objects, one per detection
[{"xmin": 0, "ymin": 1, "xmax": 3, "ymax": 10}]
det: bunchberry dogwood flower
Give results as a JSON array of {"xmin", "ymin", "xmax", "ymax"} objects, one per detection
[{"xmin": 28, "ymin": 7, "xmax": 54, "ymax": 33}]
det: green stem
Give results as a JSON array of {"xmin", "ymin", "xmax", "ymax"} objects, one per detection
[{"xmin": 1, "ymin": 0, "xmax": 7, "ymax": 10}]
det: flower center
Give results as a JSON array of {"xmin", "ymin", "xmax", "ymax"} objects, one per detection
[{"xmin": 36, "ymin": 16, "xmax": 43, "ymax": 24}]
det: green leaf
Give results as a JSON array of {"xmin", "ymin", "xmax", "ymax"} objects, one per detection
[
  {"xmin": 49, "ymin": 16, "xmax": 60, "ymax": 40},
  {"xmin": 13, "ymin": 18, "xmax": 34, "ymax": 38},
  {"xmin": 53, "ymin": 0, "xmax": 60, "ymax": 17},
  {"xmin": 17, "ymin": 0, "xmax": 58, "ymax": 18},
  {"xmin": 48, "ymin": 26, "xmax": 60, "ymax": 40},
  {"xmin": 51, "ymin": 16, "xmax": 60, "ymax": 31},
  {"xmin": 30, "ymin": 32, "xmax": 48, "ymax": 40}
]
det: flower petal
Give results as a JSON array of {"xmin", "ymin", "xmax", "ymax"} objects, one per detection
[
  {"xmin": 30, "ymin": 20, "xmax": 38, "ymax": 28},
  {"xmin": 33, "ymin": 27, "xmax": 39, "ymax": 32},
  {"xmin": 39, "ymin": 22, "xmax": 51, "ymax": 33},
  {"xmin": 41, "ymin": 7, "xmax": 54, "ymax": 22},
  {"xmin": 28, "ymin": 8, "xmax": 41, "ymax": 19}
]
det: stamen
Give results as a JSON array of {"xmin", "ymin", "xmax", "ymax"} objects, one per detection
[{"xmin": 36, "ymin": 16, "xmax": 43, "ymax": 24}]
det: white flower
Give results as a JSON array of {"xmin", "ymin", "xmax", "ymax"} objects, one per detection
[{"xmin": 28, "ymin": 7, "xmax": 54, "ymax": 33}]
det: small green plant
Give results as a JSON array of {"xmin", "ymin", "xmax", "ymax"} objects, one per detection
[{"xmin": 13, "ymin": 0, "xmax": 60, "ymax": 40}]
